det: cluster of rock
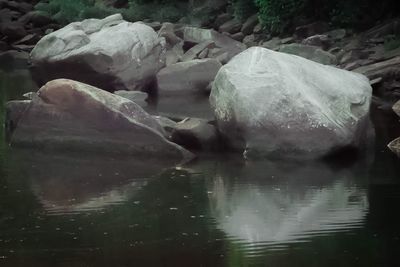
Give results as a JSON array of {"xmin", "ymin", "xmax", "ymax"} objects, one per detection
[
  {"xmin": 4, "ymin": 0, "xmax": 400, "ymax": 160},
  {"xmin": 0, "ymin": 0, "xmax": 57, "ymax": 53},
  {"xmin": 4, "ymin": 14, "xmax": 377, "ymax": 161}
]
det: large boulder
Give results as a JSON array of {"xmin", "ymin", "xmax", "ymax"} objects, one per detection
[
  {"xmin": 156, "ymin": 59, "xmax": 222, "ymax": 96},
  {"xmin": 8, "ymin": 79, "xmax": 193, "ymax": 162},
  {"xmin": 210, "ymin": 47, "xmax": 372, "ymax": 159},
  {"xmin": 30, "ymin": 14, "xmax": 166, "ymax": 92}
]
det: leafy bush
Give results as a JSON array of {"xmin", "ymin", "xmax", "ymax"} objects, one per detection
[
  {"xmin": 35, "ymin": 0, "xmax": 187, "ymax": 24},
  {"xmin": 231, "ymin": 0, "xmax": 257, "ymax": 22},
  {"xmin": 255, "ymin": 0, "xmax": 305, "ymax": 33}
]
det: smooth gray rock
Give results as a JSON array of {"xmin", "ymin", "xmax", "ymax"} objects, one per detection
[
  {"xmin": 30, "ymin": 14, "xmax": 166, "ymax": 91},
  {"xmin": 279, "ymin": 43, "xmax": 337, "ymax": 65},
  {"xmin": 210, "ymin": 47, "xmax": 372, "ymax": 159},
  {"xmin": 8, "ymin": 79, "xmax": 193, "ymax": 161},
  {"xmin": 157, "ymin": 59, "xmax": 222, "ymax": 95}
]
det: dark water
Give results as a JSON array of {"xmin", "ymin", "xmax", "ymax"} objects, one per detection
[{"xmin": 1, "ymin": 60, "xmax": 400, "ymax": 267}]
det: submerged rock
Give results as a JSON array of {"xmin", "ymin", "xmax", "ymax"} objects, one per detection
[
  {"xmin": 8, "ymin": 79, "xmax": 193, "ymax": 162},
  {"xmin": 210, "ymin": 47, "xmax": 372, "ymax": 159},
  {"xmin": 30, "ymin": 14, "xmax": 166, "ymax": 91}
]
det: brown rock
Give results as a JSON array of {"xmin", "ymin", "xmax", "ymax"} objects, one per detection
[
  {"xmin": 219, "ymin": 19, "xmax": 242, "ymax": 34},
  {"xmin": 230, "ymin": 32, "xmax": 244, "ymax": 42},
  {"xmin": 241, "ymin": 14, "xmax": 258, "ymax": 35},
  {"xmin": 0, "ymin": 21, "xmax": 27, "ymax": 41},
  {"xmin": 353, "ymin": 56, "xmax": 400, "ymax": 80},
  {"xmin": 214, "ymin": 13, "xmax": 232, "ymax": 29}
]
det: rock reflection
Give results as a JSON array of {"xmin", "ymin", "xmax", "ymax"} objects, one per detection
[
  {"xmin": 208, "ymin": 160, "xmax": 369, "ymax": 247},
  {"xmin": 10, "ymin": 149, "xmax": 178, "ymax": 213}
]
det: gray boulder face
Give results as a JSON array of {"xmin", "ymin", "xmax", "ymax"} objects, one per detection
[
  {"xmin": 210, "ymin": 47, "xmax": 372, "ymax": 159},
  {"xmin": 8, "ymin": 79, "xmax": 193, "ymax": 162},
  {"xmin": 388, "ymin": 137, "xmax": 400, "ymax": 156},
  {"xmin": 393, "ymin": 100, "xmax": 400, "ymax": 117},
  {"xmin": 156, "ymin": 59, "xmax": 222, "ymax": 96},
  {"xmin": 30, "ymin": 14, "xmax": 166, "ymax": 92},
  {"xmin": 279, "ymin": 43, "xmax": 337, "ymax": 65}
]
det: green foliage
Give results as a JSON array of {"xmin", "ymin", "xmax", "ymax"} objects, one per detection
[
  {"xmin": 384, "ymin": 35, "xmax": 400, "ymax": 51},
  {"xmin": 231, "ymin": 0, "xmax": 257, "ymax": 22},
  {"xmin": 255, "ymin": 0, "xmax": 304, "ymax": 33},
  {"xmin": 35, "ymin": 0, "xmax": 187, "ymax": 24}
]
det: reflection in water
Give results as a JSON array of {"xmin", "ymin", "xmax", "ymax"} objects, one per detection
[
  {"xmin": 11, "ymin": 149, "xmax": 180, "ymax": 214},
  {"xmin": 207, "ymin": 160, "xmax": 369, "ymax": 252}
]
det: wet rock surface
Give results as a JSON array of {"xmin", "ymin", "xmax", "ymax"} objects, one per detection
[{"xmin": 7, "ymin": 79, "xmax": 193, "ymax": 162}]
